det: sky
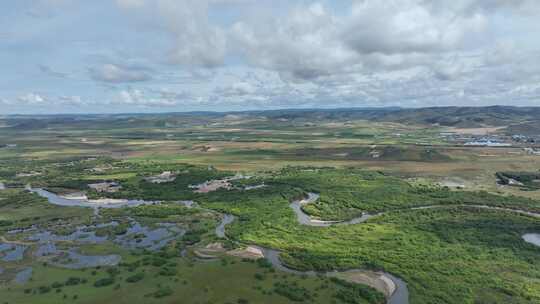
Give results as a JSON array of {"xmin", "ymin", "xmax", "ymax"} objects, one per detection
[{"xmin": 1, "ymin": 0, "xmax": 539, "ymax": 114}]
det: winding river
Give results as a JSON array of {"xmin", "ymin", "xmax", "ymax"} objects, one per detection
[
  {"xmin": 522, "ymin": 233, "xmax": 540, "ymax": 247},
  {"xmin": 287, "ymin": 192, "xmax": 540, "ymax": 303},
  {"xmin": 28, "ymin": 187, "xmax": 158, "ymax": 214},
  {"xmin": 214, "ymin": 211, "xmax": 409, "ymax": 304},
  {"xmin": 290, "ymin": 193, "xmax": 375, "ymax": 226},
  {"xmin": 291, "ymin": 193, "xmax": 540, "ymax": 228},
  {"xmin": 215, "ymin": 214, "xmax": 235, "ymax": 238},
  {"xmin": 254, "ymin": 246, "xmax": 409, "ymax": 304}
]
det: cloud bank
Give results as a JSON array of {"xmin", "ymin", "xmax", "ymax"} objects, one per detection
[{"xmin": 0, "ymin": 0, "xmax": 539, "ymax": 113}]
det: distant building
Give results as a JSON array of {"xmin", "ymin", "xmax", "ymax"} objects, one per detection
[
  {"xmin": 16, "ymin": 171, "xmax": 42, "ymax": 177},
  {"xmin": 88, "ymin": 182, "xmax": 122, "ymax": 193},
  {"xmin": 439, "ymin": 132, "xmax": 457, "ymax": 136},
  {"xmin": 512, "ymin": 135, "xmax": 536, "ymax": 143},
  {"xmin": 0, "ymin": 144, "xmax": 17, "ymax": 149},
  {"xmin": 524, "ymin": 148, "xmax": 540, "ymax": 156},
  {"xmin": 369, "ymin": 151, "xmax": 380, "ymax": 158},
  {"xmin": 145, "ymin": 171, "xmax": 176, "ymax": 184},
  {"xmin": 464, "ymin": 138, "xmax": 511, "ymax": 147}
]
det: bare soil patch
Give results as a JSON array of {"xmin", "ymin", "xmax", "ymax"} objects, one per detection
[
  {"xmin": 329, "ymin": 270, "xmax": 396, "ymax": 298},
  {"xmin": 227, "ymin": 246, "xmax": 264, "ymax": 259},
  {"xmin": 448, "ymin": 126, "xmax": 506, "ymax": 135}
]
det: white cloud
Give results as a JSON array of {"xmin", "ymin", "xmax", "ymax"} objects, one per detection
[
  {"xmin": 115, "ymin": 88, "xmax": 187, "ymax": 107},
  {"xmin": 58, "ymin": 95, "xmax": 86, "ymax": 105},
  {"xmin": 0, "ymin": 98, "xmax": 11, "ymax": 105},
  {"xmin": 116, "ymin": 0, "xmax": 227, "ymax": 67},
  {"xmin": 17, "ymin": 93, "xmax": 47, "ymax": 105},
  {"xmin": 228, "ymin": 1, "xmax": 493, "ymax": 82},
  {"xmin": 214, "ymin": 82, "xmax": 257, "ymax": 97},
  {"xmin": 343, "ymin": 1, "xmax": 487, "ymax": 55},
  {"xmin": 230, "ymin": 3, "xmax": 357, "ymax": 81},
  {"xmin": 118, "ymin": 88, "xmax": 145, "ymax": 104},
  {"xmin": 2, "ymin": 0, "xmax": 540, "ymax": 112}
]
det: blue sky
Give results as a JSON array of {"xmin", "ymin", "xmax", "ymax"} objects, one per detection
[{"xmin": 1, "ymin": 0, "xmax": 539, "ymax": 114}]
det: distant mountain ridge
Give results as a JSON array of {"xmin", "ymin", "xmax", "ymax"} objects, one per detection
[
  {"xmin": 3, "ymin": 106, "xmax": 540, "ymax": 132},
  {"xmin": 253, "ymin": 106, "xmax": 540, "ymax": 128}
]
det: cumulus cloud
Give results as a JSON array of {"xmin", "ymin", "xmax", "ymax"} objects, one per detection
[
  {"xmin": 2, "ymin": 0, "xmax": 540, "ymax": 112},
  {"xmin": 429, "ymin": 0, "xmax": 540, "ymax": 15},
  {"xmin": 115, "ymin": 88, "xmax": 192, "ymax": 107},
  {"xmin": 116, "ymin": 0, "xmax": 227, "ymax": 67},
  {"xmin": 89, "ymin": 64, "xmax": 152, "ymax": 83},
  {"xmin": 229, "ymin": 1, "xmax": 492, "ymax": 82},
  {"xmin": 58, "ymin": 95, "xmax": 86, "ymax": 105},
  {"xmin": 118, "ymin": 88, "xmax": 145, "ymax": 104},
  {"xmin": 230, "ymin": 3, "xmax": 356, "ymax": 81},
  {"xmin": 11, "ymin": 93, "xmax": 90, "ymax": 107},
  {"xmin": 343, "ymin": 1, "xmax": 487, "ymax": 55},
  {"xmin": 17, "ymin": 93, "xmax": 47, "ymax": 105},
  {"xmin": 112, "ymin": 0, "xmax": 540, "ymax": 90},
  {"xmin": 154, "ymin": 88, "xmax": 191, "ymax": 101},
  {"xmin": 214, "ymin": 82, "xmax": 257, "ymax": 97}
]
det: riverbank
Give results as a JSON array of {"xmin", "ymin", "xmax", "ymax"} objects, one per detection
[{"xmin": 291, "ymin": 192, "xmax": 540, "ymax": 228}]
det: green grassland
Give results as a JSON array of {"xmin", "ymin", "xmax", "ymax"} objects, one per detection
[
  {"xmin": 266, "ymin": 168, "xmax": 540, "ymax": 220},
  {"xmin": 2, "ymin": 257, "xmax": 356, "ymax": 304},
  {"xmin": 0, "ymin": 190, "xmax": 92, "ymax": 227}
]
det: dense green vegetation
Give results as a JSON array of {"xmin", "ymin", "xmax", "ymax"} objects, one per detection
[
  {"xmin": 225, "ymin": 202, "xmax": 540, "ymax": 303},
  {"xmin": 2, "ymin": 159, "xmax": 540, "ymax": 304},
  {"xmin": 331, "ymin": 278, "xmax": 386, "ymax": 304},
  {"xmin": 268, "ymin": 167, "xmax": 540, "ymax": 220},
  {"xmin": 231, "ymin": 146, "xmax": 452, "ymax": 162},
  {"xmin": 0, "ymin": 189, "xmax": 91, "ymax": 231},
  {"xmin": 497, "ymin": 171, "xmax": 540, "ymax": 191},
  {"xmin": 186, "ymin": 168, "xmax": 540, "ymax": 304}
]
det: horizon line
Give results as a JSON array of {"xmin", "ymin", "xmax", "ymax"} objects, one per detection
[{"xmin": 2, "ymin": 104, "xmax": 539, "ymax": 117}]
